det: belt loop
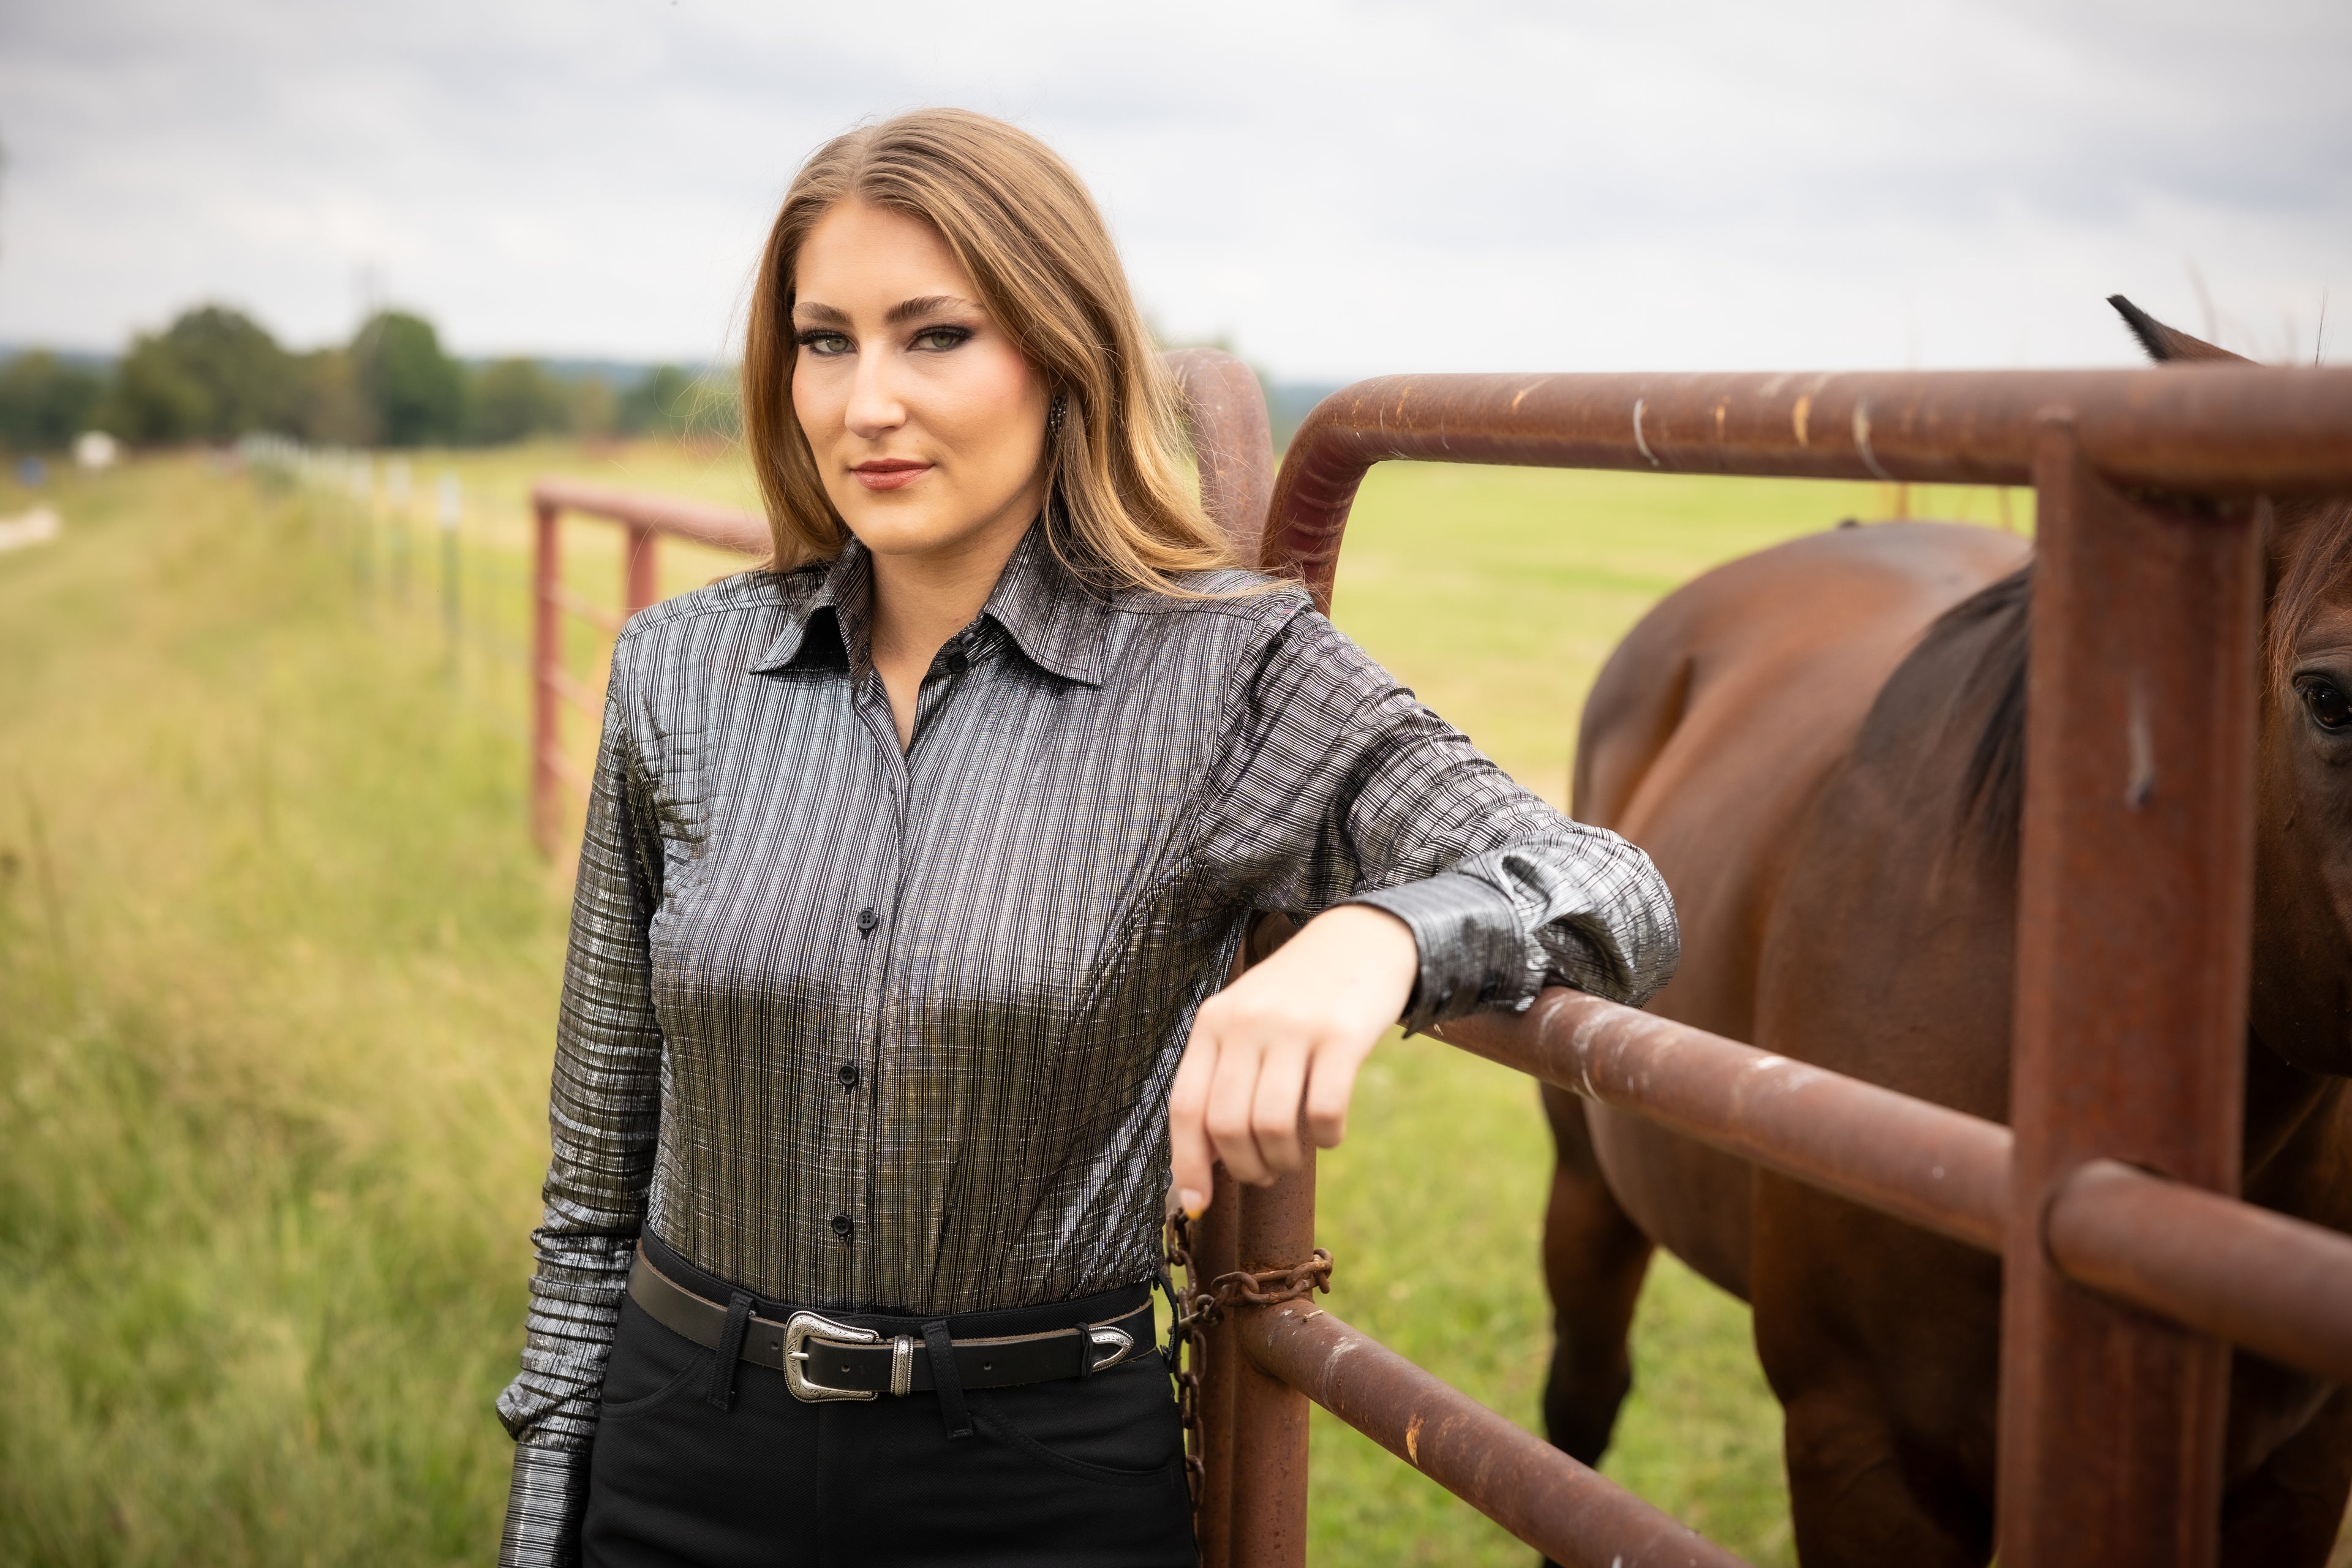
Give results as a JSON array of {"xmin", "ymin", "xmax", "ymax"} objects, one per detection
[
  {"xmin": 706, "ymin": 1291, "xmax": 755, "ymax": 1410},
  {"xmin": 1153, "ymin": 1268, "xmax": 1182, "ymax": 1371},
  {"xmin": 1074, "ymin": 1320, "xmax": 1095, "ymax": 1378},
  {"xmin": 921, "ymin": 1319, "xmax": 971, "ymax": 1440}
]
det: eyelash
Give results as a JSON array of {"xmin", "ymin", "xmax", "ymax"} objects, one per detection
[{"xmin": 793, "ymin": 325, "xmax": 974, "ymax": 356}]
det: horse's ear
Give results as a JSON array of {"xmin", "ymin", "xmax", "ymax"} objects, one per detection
[{"xmin": 2108, "ymin": 294, "xmax": 2250, "ymax": 364}]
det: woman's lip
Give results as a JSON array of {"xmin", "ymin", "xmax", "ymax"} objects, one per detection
[{"xmin": 851, "ymin": 461, "xmax": 932, "ymax": 492}]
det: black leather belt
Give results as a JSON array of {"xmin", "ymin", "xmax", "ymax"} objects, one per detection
[{"xmin": 626, "ymin": 1246, "xmax": 1153, "ymax": 1404}]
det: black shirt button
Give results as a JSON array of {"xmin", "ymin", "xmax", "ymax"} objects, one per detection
[
  {"xmin": 831, "ymin": 1213, "xmax": 854, "ymax": 1241},
  {"xmin": 945, "ymin": 649, "xmax": 969, "ymax": 675},
  {"xmin": 837, "ymin": 1060, "xmax": 859, "ymax": 1090},
  {"xmin": 856, "ymin": 908, "xmax": 880, "ymax": 937}
]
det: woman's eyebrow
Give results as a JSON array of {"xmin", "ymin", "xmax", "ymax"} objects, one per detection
[
  {"xmin": 793, "ymin": 301, "xmax": 851, "ymax": 328},
  {"xmin": 884, "ymin": 294, "xmax": 974, "ymax": 325}
]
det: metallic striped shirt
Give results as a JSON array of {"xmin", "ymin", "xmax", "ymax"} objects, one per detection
[{"xmin": 496, "ymin": 524, "xmax": 1678, "ymax": 1562}]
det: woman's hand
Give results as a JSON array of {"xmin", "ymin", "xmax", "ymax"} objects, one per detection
[{"xmin": 1167, "ymin": 904, "xmax": 1418, "ymax": 1216}]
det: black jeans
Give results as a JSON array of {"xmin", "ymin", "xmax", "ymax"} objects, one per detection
[{"xmin": 581, "ymin": 1248, "xmax": 1197, "ymax": 1567}]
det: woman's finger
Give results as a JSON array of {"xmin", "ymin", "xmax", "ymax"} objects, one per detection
[
  {"xmin": 1204, "ymin": 1027, "xmax": 1271, "ymax": 1185},
  {"xmin": 1248, "ymin": 1039, "xmax": 1313, "ymax": 1174},
  {"xmin": 1167, "ymin": 1022, "xmax": 1221, "ymax": 1214},
  {"xmin": 1302, "ymin": 1032, "xmax": 1376, "ymax": 1148}
]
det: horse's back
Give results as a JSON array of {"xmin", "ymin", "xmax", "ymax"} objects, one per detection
[{"xmin": 1572, "ymin": 521, "xmax": 2029, "ymax": 1298}]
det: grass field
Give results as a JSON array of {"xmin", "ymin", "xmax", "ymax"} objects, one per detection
[{"xmin": 0, "ymin": 443, "xmax": 2022, "ymax": 1564}]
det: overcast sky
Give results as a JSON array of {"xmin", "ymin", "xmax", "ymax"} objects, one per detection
[{"xmin": 2, "ymin": 0, "xmax": 2345, "ymax": 379}]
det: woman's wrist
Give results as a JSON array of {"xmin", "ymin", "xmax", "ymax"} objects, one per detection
[{"xmin": 1166, "ymin": 903, "xmax": 1419, "ymax": 1214}]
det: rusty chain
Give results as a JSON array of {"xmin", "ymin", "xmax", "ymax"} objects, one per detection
[{"xmin": 1164, "ymin": 1211, "xmax": 1335, "ymax": 1512}]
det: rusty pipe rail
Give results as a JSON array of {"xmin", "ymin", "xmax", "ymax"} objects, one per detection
[
  {"xmin": 1236, "ymin": 1298, "xmax": 1751, "ymax": 1568},
  {"xmin": 527, "ymin": 482, "xmax": 768, "ymax": 852},
  {"xmin": 2047, "ymin": 1159, "xmax": 2352, "ymax": 1386},
  {"xmin": 1440, "ymin": 990, "xmax": 2012, "ymax": 1252},
  {"xmin": 1264, "ymin": 366, "xmax": 2352, "ymax": 608},
  {"xmin": 1436, "ymin": 989, "xmax": 2352, "ymax": 1388}
]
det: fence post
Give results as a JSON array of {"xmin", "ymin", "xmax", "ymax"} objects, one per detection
[
  {"xmin": 532, "ymin": 497, "xmax": 564, "ymax": 856},
  {"xmin": 1996, "ymin": 418, "xmax": 2261, "ymax": 1567},
  {"xmin": 1193, "ymin": 1165, "xmax": 1241, "ymax": 1568},
  {"xmin": 1229, "ymin": 1157, "xmax": 1316, "ymax": 1568},
  {"xmin": 624, "ymin": 521, "xmax": 659, "ymax": 616}
]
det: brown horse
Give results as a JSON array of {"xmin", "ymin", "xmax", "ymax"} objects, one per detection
[{"xmin": 1542, "ymin": 299, "xmax": 2352, "ymax": 1566}]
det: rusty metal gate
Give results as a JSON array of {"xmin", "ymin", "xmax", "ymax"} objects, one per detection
[{"xmin": 530, "ymin": 350, "xmax": 2352, "ymax": 1568}]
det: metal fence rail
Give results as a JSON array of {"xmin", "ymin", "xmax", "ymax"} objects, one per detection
[{"xmin": 527, "ymin": 480, "xmax": 769, "ymax": 852}]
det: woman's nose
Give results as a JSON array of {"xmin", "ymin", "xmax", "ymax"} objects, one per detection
[{"xmin": 844, "ymin": 356, "xmax": 907, "ymax": 441}]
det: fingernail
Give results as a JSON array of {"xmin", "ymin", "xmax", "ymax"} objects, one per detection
[{"xmin": 1180, "ymin": 1188, "xmax": 1204, "ymax": 1218}]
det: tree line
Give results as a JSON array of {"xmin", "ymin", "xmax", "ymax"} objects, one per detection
[{"xmin": 0, "ymin": 303, "xmax": 736, "ymax": 452}]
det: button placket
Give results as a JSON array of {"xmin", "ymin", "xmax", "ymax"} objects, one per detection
[{"xmin": 835, "ymin": 717, "xmax": 906, "ymax": 1306}]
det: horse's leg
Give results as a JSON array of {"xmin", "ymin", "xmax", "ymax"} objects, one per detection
[
  {"xmin": 1539, "ymin": 1083, "xmax": 1654, "ymax": 1467},
  {"xmin": 2220, "ymin": 1385, "xmax": 2352, "ymax": 1567},
  {"xmin": 1753, "ymin": 1175, "xmax": 1995, "ymax": 1568}
]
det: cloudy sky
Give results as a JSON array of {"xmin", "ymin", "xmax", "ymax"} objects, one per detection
[{"xmin": 2, "ymin": 0, "xmax": 2345, "ymax": 379}]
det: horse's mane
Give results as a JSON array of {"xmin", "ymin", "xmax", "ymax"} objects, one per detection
[
  {"xmin": 1940, "ymin": 498, "xmax": 2352, "ymax": 860},
  {"xmin": 1935, "ymin": 565, "xmax": 2032, "ymax": 858}
]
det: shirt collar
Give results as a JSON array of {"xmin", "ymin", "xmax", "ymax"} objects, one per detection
[{"xmin": 748, "ymin": 521, "xmax": 1112, "ymax": 688}]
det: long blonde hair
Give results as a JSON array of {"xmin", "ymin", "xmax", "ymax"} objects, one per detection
[{"xmin": 743, "ymin": 109, "xmax": 1233, "ymax": 593}]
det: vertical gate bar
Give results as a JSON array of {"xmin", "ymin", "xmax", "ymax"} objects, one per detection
[
  {"xmin": 624, "ymin": 521, "xmax": 660, "ymax": 616},
  {"xmin": 530, "ymin": 498, "xmax": 564, "ymax": 856},
  {"xmin": 1996, "ymin": 417, "xmax": 2261, "ymax": 1568},
  {"xmin": 1229, "ymin": 1156, "xmax": 1316, "ymax": 1568},
  {"xmin": 1193, "ymin": 1164, "xmax": 1240, "ymax": 1568}
]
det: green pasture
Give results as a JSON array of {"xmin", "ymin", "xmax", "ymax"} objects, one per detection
[{"xmin": 0, "ymin": 445, "xmax": 2023, "ymax": 1565}]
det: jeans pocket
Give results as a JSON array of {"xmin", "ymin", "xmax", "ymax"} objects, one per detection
[
  {"xmin": 969, "ymin": 1361, "xmax": 1183, "ymax": 1489},
  {"xmin": 598, "ymin": 1297, "xmax": 712, "ymax": 1422}
]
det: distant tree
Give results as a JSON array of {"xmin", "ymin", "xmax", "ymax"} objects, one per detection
[
  {"xmin": 107, "ymin": 332, "xmax": 212, "ymax": 442},
  {"xmin": 0, "ymin": 352, "xmax": 108, "ymax": 450},
  {"xmin": 157, "ymin": 305, "xmax": 299, "ymax": 437},
  {"xmin": 97, "ymin": 304, "xmax": 300, "ymax": 445},
  {"xmin": 469, "ymin": 357, "xmax": 573, "ymax": 444},
  {"xmin": 350, "ymin": 310, "xmax": 464, "ymax": 447},
  {"xmin": 617, "ymin": 364, "xmax": 696, "ymax": 435},
  {"xmin": 619, "ymin": 364, "xmax": 739, "ymax": 440}
]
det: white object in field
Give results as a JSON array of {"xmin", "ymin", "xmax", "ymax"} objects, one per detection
[
  {"xmin": 437, "ymin": 472, "xmax": 461, "ymax": 532},
  {"xmin": 0, "ymin": 507, "xmax": 62, "ymax": 552},
  {"xmin": 350, "ymin": 456, "xmax": 372, "ymax": 502},
  {"xmin": 388, "ymin": 458, "xmax": 411, "ymax": 509},
  {"xmin": 73, "ymin": 431, "xmax": 119, "ymax": 470}
]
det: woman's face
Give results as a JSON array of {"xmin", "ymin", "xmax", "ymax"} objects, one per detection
[{"xmin": 790, "ymin": 200, "xmax": 1051, "ymax": 568}]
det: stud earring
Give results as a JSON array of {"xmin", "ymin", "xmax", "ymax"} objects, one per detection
[{"xmin": 1046, "ymin": 393, "xmax": 1066, "ymax": 440}]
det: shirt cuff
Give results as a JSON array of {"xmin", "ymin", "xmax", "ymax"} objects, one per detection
[
  {"xmin": 500, "ymin": 1441, "xmax": 588, "ymax": 1568},
  {"xmin": 1346, "ymin": 871, "xmax": 1536, "ymax": 1033}
]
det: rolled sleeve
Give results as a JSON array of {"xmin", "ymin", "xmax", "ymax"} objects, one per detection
[{"xmin": 1349, "ymin": 871, "xmax": 1525, "ymax": 1031}]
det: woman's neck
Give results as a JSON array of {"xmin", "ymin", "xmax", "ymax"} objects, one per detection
[{"xmin": 865, "ymin": 513, "xmax": 1033, "ymax": 748}]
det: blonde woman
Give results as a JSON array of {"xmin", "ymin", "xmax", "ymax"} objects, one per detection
[{"xmin": 496, "ymin": 108, "xmax": 1678, "ymax": 1567}]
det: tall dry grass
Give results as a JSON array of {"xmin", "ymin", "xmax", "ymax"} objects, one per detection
[{"xmin": 1, "ymin": 458, "xmax": 559, "ymax": 1562}]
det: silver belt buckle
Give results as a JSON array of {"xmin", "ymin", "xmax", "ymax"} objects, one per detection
[
  {"xmin": 1088, "ymin": 1324, "xmax": 1136, "ymax": 1371},
  {"xmin": 782, "ymin": 1310, "xmax": 880, "ymax": 1402}
]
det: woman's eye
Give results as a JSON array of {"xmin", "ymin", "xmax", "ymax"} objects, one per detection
[
  {"xmin": 796, "ymin": 332, "xmax": 850, "ymax": 357},
  {"xmin": 2300, "ymin": 679, "xmax": 2350, "ymax": 733},
  {"xmin": 912, "ymin": 326, "xmax": 971, "ymax": 352}
]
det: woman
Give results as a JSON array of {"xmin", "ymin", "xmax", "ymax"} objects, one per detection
[{"xmin": 497, "ymin": 108, "xmax": 1677, "ymax": 1567}]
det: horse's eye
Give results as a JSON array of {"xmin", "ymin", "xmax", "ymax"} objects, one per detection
[{"xmin": 2301, "ymin": 679, "xmax": 2351, "ymax": 733}]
